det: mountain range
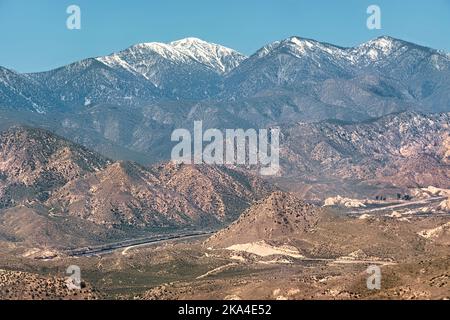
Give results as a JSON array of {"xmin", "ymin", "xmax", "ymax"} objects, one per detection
[
  {"xmin": 1, "ymin": 36, "xmax": 448, "ymax": 113},
  {"xmin": 275, "ymin": 111, "xmax": 450, "ymax": 198},
  {"xmin": 1, "ymin": 35, "xmax": 449, "ymax": 300},
  {"xmin": 0, "ymin": 36, "xmax": 449, "ymax": 167},
  {"xmin": 0, "ymin": 35, "xmax": 449, "ymax": 197},
  {"xmin": 1, "ymin": 36, "xmax": 449, "ymax": 111},
  {"xmin": 0, "ymin": 126, "xmax": 273, "ymax": 247}
]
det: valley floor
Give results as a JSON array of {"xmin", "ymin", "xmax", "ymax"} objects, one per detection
[{"xmin": 0, "ymin": 200, "xmax": 448, "ymax": 300}]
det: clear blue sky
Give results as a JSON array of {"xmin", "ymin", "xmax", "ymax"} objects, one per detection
[{"xmin": 1, "ymin": 0, "xmax": 449, "ymax": 72}]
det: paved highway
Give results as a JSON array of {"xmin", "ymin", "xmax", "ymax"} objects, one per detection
[
  {"xmin": 347, "ymin": 196, "xmax": 446, "ymax": 214},
  {"xmin": 66, "ymin": 230, "xmax": 215, "ymax": 257}
]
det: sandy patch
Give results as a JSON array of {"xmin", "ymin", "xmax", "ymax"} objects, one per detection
[
  {"xmin": 418, "ymin": 222, "xmax": 450, "ymax": 239},
  {"xmin": 226, "ymin": 241, "xmax": 304, "ymax": 258},
  {"xmin": 438, "ymin": 198, "xmax": 450, "ymax": 212},
  {"xmin": 324, "ymin": 196, "xmax": 366, "ymax": 208}
]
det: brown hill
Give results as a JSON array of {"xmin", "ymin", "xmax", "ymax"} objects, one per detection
[
  {"xmin": 47, "ymin": 161, "xmax": 273, "ymax": 228},
  {"xmin": 0, "ymin": 126, "xmax": 110, "ymax": 207},
  {"xmin": 48, "ymin": 162, "xmax": 208, "ymax": 228},
  {"xmin": 0, "ymin": 205, "xmax": 124, "ymax": 248},
  {"xmin": 205, "ymin": 191, "xmax": 450, "ymax": 263},
  {"xmin": 152, "ymin": 162, "xmax": 273, "ymax": 221},
  {"xmin": 0, "ymin": 127, "xmax": 273, "ymax": 246},
  {"xmin": 206, "ymin": 191, "xmax": 322, "ymax": 248}
]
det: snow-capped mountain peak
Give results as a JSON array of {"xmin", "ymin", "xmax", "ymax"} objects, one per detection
[
  {"xmin": 125, "ymin": 42, "xmax": 193, "ymax": 63},
  {"xmin": 357, "ymin": 36, "xmax": 400, "ymax": 53},
  {"xmin": 93, "ymin": 37, "xmax": 247, "ymax": 99},
  {"xmin": 169, "ymin": 37, "xmax": 209, "ymax": 47},
  {"xmin": 285, "ymin": 37, "xmax": 318, "ymax": 53},
  {"xmin": 2, "ymin": 35, "xmax": 449, "ymax": 114},
  {"xmin": 99, "ymin": 37, "xmax": 246, "ymax": 78},
  {"xmin": 170, "ymin": 37, "xmax": 247, "ymax": 73},
  {"xmin": 349, "ymin": 36, "xmax": 413, "ymax": 64},
  {"xmin": 252, "ymin": 36, "xmax": 348, "ymax": 62},
  {"xmin": 366, "ymin": 35, "xmax": 397, "ymax": 47}
]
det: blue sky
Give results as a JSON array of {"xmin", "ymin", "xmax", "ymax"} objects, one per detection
[{"xmin": 0, "ymin": 0, "xmax": 449, "ymax": 72}]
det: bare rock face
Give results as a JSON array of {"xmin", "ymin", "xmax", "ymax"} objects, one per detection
[
  {"xmin": 206, "ymin": 191, "xmax": 322, "ymax": 248},
  {"xmin": 438, "ymin": 198, "xmax": 450, "ymax": 212}
]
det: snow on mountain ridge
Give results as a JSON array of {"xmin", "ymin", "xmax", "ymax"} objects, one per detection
[
  {"xmin": 2, "ymin": 35, "xmax": 449, "ymax": 114},
  {"xmin": 170, "ymin": 37, "xmax": 247, "ymax": 73},
  {"xmin": 0, "ymin": 66, "xmax": 53, "ymax": 113},
  {"xmin": 96, "ymin": 55, "xmax": 138, "ymax": 76},
  {"xmin": 349, "ymin": 36, "xmax": 409, "ymax": 64},
  {"xmin": 100, "ymin": 37, "xmax": 246, "ymax": 76},
  {"xmin": 249, "ymin": 35, "xmax": 447, "ymax": 69},
  {"xmin": 252, "ymin": 36, "xmax": 370, "ymax": 63}
]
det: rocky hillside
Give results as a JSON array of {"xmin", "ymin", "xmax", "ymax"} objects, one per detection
[
  {"xmin": 0, "ymin": 126, "xmax": 110, "ymax": 207},
  {"xmin": 47, "ymin": 161, "xmax": 272, "ymax": 228},
  {"xmin": 206, "ymin": 192, "xmax": 322, "ymax": 248},
  {"xmin": 1, "ymin": 36, "xmax": 449, "ymax": 167},
  {"xmin": 279, "ymin": 112, "xmax": 450, "ymax": 192},
  {"xmin": 152, "ymin": 162, "xmax": 273, "ymax": 220},
  {"xmin": 0, "ymin": 127, "xmax": 273, "ymax": 247}
]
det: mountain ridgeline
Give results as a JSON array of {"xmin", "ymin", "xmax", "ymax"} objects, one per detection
[
  {"xmin": 0, "ymin": 126, "xmax": 274, "ymax": 247},
  {"xmin": 1, "ymin": 36, "xmax": 449, "ymax": 114},
  {"xmin": 0, "ymin": 36, "xmax": 449, "ymax": 165},
  {"xmin": 273, "ymin": 112, "xmax": 450, "ymax": 199}
]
